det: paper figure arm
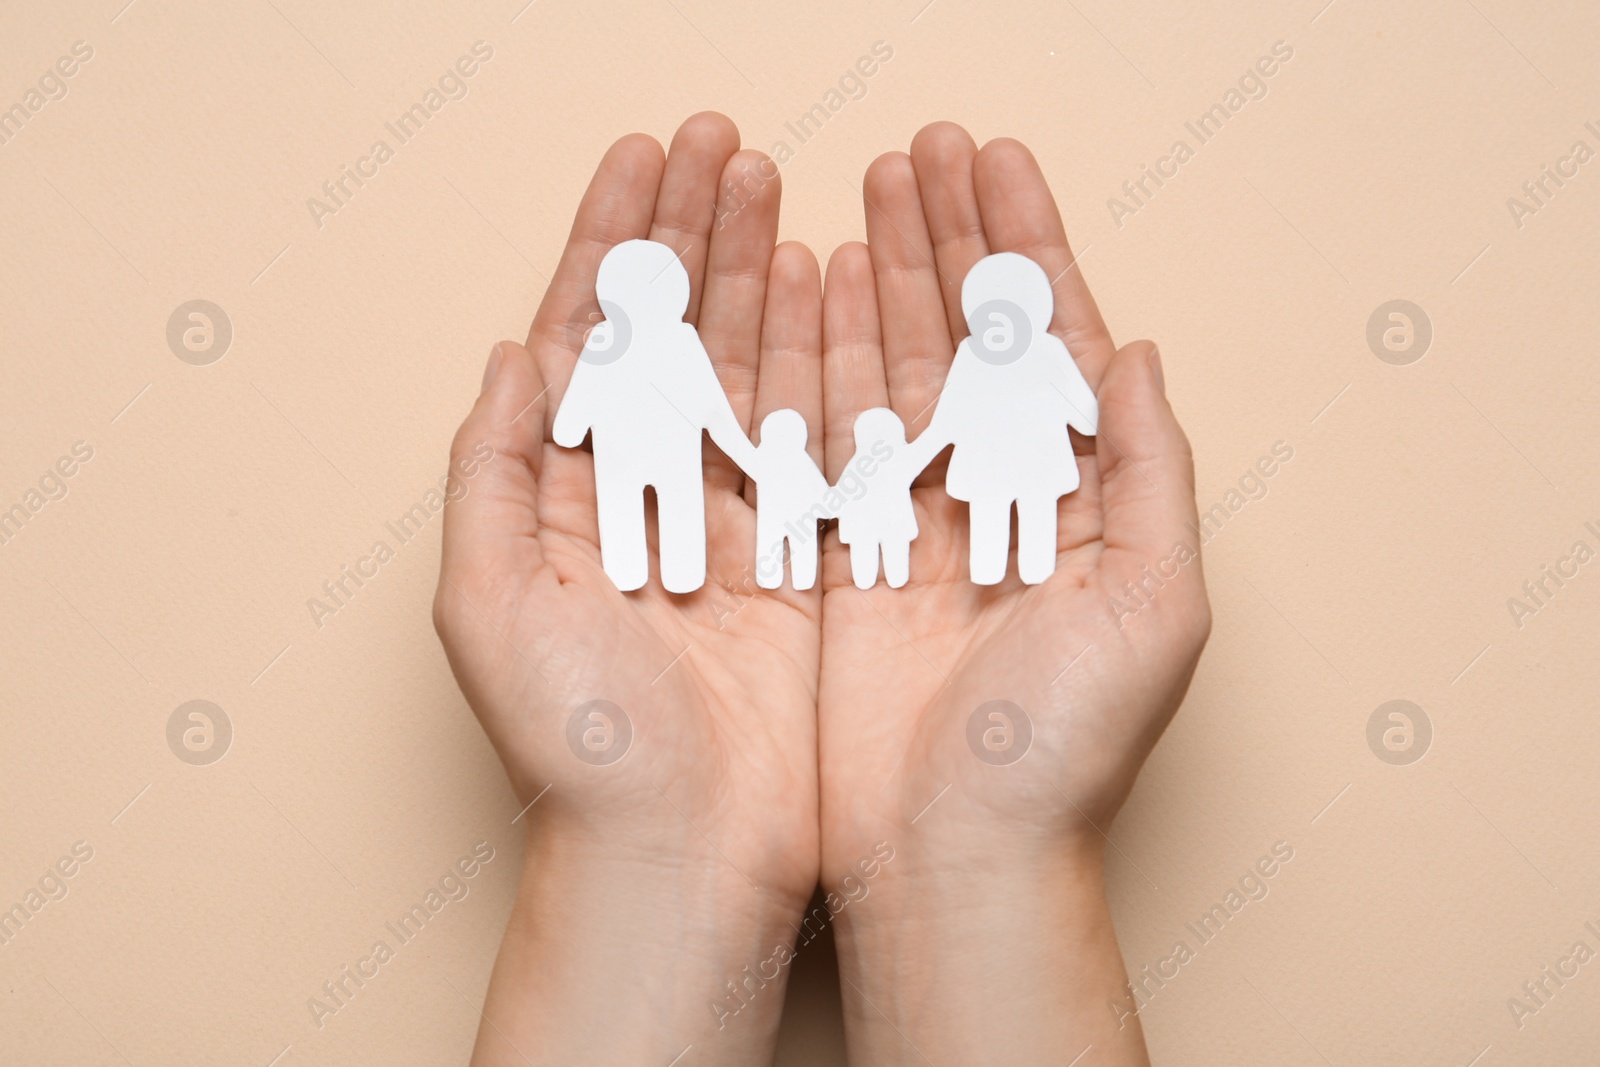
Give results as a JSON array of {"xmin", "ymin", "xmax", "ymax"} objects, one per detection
[
  {"xmin": 552, "ymin": 361, "xmax": 598, "ymax": 447},
  {"xmin": 1048, "ymin": 338, "xmax": 1099, "ymax": 437},
  {"xmin": 683, "ymin": 329, "xmax": 759, "ymax": 474},
  {"xmin": 901, "ymin": 348, "xmax": 963, "ymax": 471},
  {"xmin": 900, "ymin": 423, "xmax": 950, "ymax": 477},
  {"xmin": 805, "ymin": 462, "xmax": 836, "ymax": 521}
]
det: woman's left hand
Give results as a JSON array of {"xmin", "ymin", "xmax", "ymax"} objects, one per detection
[{"xmin": 816, "ymin": 123, "xmax": 1211, "ymax": 1065}]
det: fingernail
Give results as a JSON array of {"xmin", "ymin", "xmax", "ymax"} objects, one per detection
[
  {"xmin": 1148, "ymin": 346, "xmax": 1165, "ymax": 395},
  {"xmin": 481, "ymin": 343, "xmax": 504, "ymax": 394}
]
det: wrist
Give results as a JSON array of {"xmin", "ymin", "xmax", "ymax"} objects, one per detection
[
  {"xmin": 518, "ymin": 812, "xmax": 808, "ymax": 950},
  {"xmin": 468, "ymin": 818, "xmax": 808, "ymax": 1066},
  {"xmin": 829, "ymin": 836, "xmax": 1149, "ymax": 1065},
  {"xmin": 828, "ymin": 832, "xmax": 1108, "ymax": 971},
  {"xmin": 821, "ymin": 779, "xmax": 1110, "ymax": 904}
]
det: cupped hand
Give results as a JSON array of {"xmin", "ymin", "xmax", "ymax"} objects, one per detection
[
  {"xmin": 434, "ymin": 113, "xmax": 826, "ymax": 1063},
  {"xmin": 816, "ymin": 123, "xmax": 1211, "ymax": 1063}
]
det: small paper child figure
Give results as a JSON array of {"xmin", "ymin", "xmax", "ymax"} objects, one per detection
[
  {"xmin": 748, "ymin": 409, "xmax": 831, "ymax": 590},
  {"xmin": 837, "ymin": 407, "xmax": 931, "ymax": 590}
]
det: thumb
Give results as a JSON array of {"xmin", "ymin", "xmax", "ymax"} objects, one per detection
[
  {"xmin": 438, "ymin": 341, "xmax": 549, "ymax": 602},
  {"xmin": 1095, "ymin": 341, "xmax": 1209, "ymax": 631}
]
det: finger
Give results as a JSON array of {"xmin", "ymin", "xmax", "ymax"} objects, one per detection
[
  {"xmin": 525, "ymin": 133, "xmax": 665, "ymax": 429},
  {"xmin": 1095, "ymin": 342, "xmax": 1207, "ymax": 623},
  {"xmin": 862, "ymin": 151, "xmax": 953, "ymax": 438},
  {"xmin": 439, "ymin": 341, "xmax": 550, "ymax": 599},
  {"xmin": 648, "ymin": 111, "xmax": 740, "ymax": 326},
  {"xmin": 821, "ymin": 242, "xmax": 888, "ymax": 483},
  {"xmin": 749, "ymin": 241, "xmax": 825, "ymax": 503},
  {"xmin": 908, "ymin": 122, "xmax": 988, "ymax": 341},
  {"xmin": 699, "ymin": 149, "xmax": 782, "ymax": 491},
  {"xmin": 973, "ymin": 137, "xmax": 1116, "ymax": 389}
]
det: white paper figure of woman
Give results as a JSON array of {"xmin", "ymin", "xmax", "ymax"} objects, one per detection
[
  {"xmin": 553, "ymin": 239, "xmax": 757, "ymax": 593},
  {"xmin": 914, "ymin": 252, "xmax": 1098, "ymax": 585},
  {"xmin": 837, "ymin": 407, "xmax": 931, "ymax": 590}
]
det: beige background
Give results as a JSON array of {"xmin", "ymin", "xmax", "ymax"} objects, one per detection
[{"xmin": 3, "ymin": 0, "xmax": 1598, "ymax": 1063}]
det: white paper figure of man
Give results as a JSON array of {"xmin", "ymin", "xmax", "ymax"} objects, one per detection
[
  {"xmin": 837, "ymin": 407, "xmax": 929, "ymax": 590},
  {"xmin": 913, "ymin": 252, "xmax": 1099, "ymax": 585},
  {"xmin": 553, "ymin": 239, "xmax": 757, "ymax": 593},
  {"xmin": 746, "ymin": 408, "xmax": 831, "ymax": 590}
]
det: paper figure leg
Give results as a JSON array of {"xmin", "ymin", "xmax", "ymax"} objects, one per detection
[
  {"xmin": 968, "ymin": 498, "xmax": 1012, "ymax": 586},
  {"xmin": 756, "ymin": 514, "xmax": 786, "ymax": 590},
  {"xmin": 1016, "ymin": 495, "xmax": 1059, "ymax": 585},
  {"xmin": 882, "ymin": 541, "xmax": 910, "ymax": 589},
  {"xmin": 595, "ymin": 479, "xmax": 649, "ymax": 592},
  {"xmin": 850, "ymin": 540, "xmax": 880, "ymax": 590},
  {"xmin": 656, "ymin": 476, "xmax": 708, "ymax": 594},
  {"xmin": 788, "ymin": 532, "xmax": 819, "ymax": 591}
]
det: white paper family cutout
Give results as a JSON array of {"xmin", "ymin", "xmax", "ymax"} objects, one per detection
[{"xmin": 554, "ymin": 238, "xmax": 1098, "ymax": 593}]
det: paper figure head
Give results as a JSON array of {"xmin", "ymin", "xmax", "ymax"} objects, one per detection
[
  {"xmin": 959, "ymin": 253, "xmax": 1054, "ymax": 367},
  {"xmin": 961, "ymin": 252, "xmax": 1052, "ymax": 327},
  {"xmin": 853, "ymin": 406, "xmax": 906, "ymax": 450},
  {"xmin": 595, "ymin": 239, "xmax": 691, "ymax": 323},
  {"xmin": 759, "ymin": 408, "xmax": 808, "ymax": 450}
]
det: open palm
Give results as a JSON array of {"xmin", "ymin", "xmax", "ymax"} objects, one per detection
[
  {"xmin": 816, "ymin": 125, "xmax": 1211, "ymax": 893},
  {"xmin": 436, "ymin": 115, "xmax": 1211, "ymax": 1065},
  {"xmin": 434, "ymin": 114, "xmax": 826, "ymax": 913}
]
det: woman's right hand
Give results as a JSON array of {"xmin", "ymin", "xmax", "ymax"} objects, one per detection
[{"xmin": 435, "ymin": 112, "xmax": 827, "ymax": 1066}]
